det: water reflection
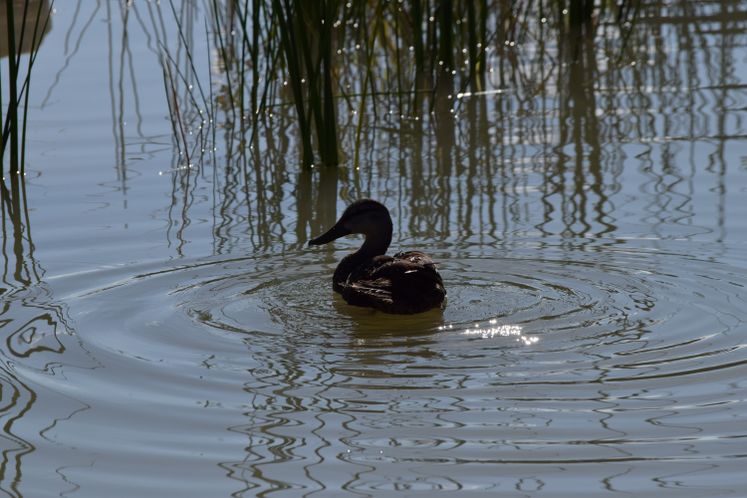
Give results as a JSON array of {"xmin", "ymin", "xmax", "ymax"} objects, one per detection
[
  {"xmin": 3, "ymin": 1, "xmax": 747, "ymax": 496},
  {"xmin": 40, "ymin": 2, "xmax": 99, "ymax": 109},
  {"xmin": 1, "ymin": 168, "xmax": 41, "ymax": 284},
  {"xmin": 145, "ymin": 229, "xmax": 736, "ymax": 495},
  {"xmin": 0, "ymin": 176, "xmax": 87, "ymax": 496},
  {"xmin": 1, "ymin": 1, "xmax": 53, "ymax": 489},
  {"xmin": 0, "ymin": 227, "xmax": 737, "ymax": 496}
]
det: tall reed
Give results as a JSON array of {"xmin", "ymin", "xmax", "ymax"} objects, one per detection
[
  {"xmin": 1, "ymin": 0, "xmax": 53, "ymax": 183},
  {"xmin": 156, "ymin": 0, "xmax": 638, "ymax": 172},
  {"xmin": 149, "ymin": 1, "xmax": 734, "ymax": 253}
]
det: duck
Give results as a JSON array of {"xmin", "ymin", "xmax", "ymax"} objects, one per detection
[{"xmin": 308, "ymin": 199, "xmax": 446, "ymax": 314}]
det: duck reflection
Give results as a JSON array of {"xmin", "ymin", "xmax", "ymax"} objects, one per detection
[{"xmin": 332, "ymin": 293, "xmax": 444, "ymax": 339}]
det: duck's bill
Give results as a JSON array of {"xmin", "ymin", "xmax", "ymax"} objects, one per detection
[{"xmin": 308, "ymin": 223, "xmax": 351, "ymax": 246}]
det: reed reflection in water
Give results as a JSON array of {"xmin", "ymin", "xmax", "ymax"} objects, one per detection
[{"xmin": 0, "ymin": 172, "xmax": 96, "ymax": 495}]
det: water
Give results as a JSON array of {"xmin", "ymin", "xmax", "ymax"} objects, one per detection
[{"xmin": 2, "ymin": 2, "xmax": 747, "ymax": 497}]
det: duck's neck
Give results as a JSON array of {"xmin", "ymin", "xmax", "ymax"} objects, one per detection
[
  {"xmin": 359, "ymin": 228, "xmax": 392, "ymax": 258},
  {"xmin": 332, "ymin": 227, "xmax": 392, "ymax": 292}
]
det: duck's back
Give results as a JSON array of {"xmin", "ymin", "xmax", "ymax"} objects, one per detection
[{"xmin": 341, "ymin": 251, "xmax": 446, "ymax": 314}]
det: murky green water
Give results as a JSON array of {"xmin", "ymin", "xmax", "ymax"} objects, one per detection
[{"xmin": 2, "ymin": 2, "xmax": 747, "ymax": 497}]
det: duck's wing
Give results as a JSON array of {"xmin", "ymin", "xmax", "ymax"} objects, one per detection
[
  {"xmin": 392, "ymin": 250, "xmax": 438, "ymax": 268},
  {"xmin": 341, "ymin": 252, "xmax": 446, "ymax": 313},
  {"xmin": 339, "ymin": 255, "xmax": 395, "ymax": 308},
  {"xmin": 341, "ymin": 277, "xmax": 396, "ymax": 308},
  {"xmin": 385, "ymin": 251, "xmax": 445, "ymax": 292}
]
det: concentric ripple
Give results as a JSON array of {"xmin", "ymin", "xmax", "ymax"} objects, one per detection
[{"xmin": 20, "ymin": 238, "xmax": 747, "ymax": 496}]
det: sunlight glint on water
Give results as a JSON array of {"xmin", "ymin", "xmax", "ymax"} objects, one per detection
[{"xmin": 459, "ymin": 322, "xmax": 537, "ymax": 345}]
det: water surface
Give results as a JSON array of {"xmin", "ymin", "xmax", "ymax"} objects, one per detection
[{"xmin": 2, "ymin": 2, "xmax": 747, "ymax": 497}]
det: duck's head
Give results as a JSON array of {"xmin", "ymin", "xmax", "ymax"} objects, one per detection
[{"xmin": 308, "ymin": 199, "xmax": 393, "ymax": 247}]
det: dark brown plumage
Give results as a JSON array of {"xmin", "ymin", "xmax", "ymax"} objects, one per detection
[{"xmin": 309, "ymin": 199, "xmax": 446, "ymax": 314}]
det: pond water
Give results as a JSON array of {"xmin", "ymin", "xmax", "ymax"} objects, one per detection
[{"xmin": 2, "ymin": 2, "xmax": 747, "ymax": 497}]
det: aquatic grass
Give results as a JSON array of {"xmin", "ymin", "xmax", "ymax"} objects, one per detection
[
  {"xmin": 1, "ymin": 0, "xmax": 53, "ymax": 182},
  {"xmin": 127, "ymin": 0, "xmax": 738, "ymax": 256},
  {"xmin": 272, "ymin": 0, "xmax": 315, "ymax": 166},
  {"xmin": 151, "ymin": 0, "xmax": 641, "ymax": 175},
  {"xmin": 161, "ymin": 57, "xmax": 191, "ymax": 167},
  {"xmin": 1, "ymin": 0, "xmax": 52, "ymax": 290},
  {"xmin": 273, "ymin": 0, "xmax": 341, "ymax": 167},
  {"xmin": 351, "ymin": 0, "xmax": 386, "ymax": 170}
]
